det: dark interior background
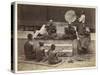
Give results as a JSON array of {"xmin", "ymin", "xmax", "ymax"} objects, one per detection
[{"xmin": 17, "ymin": 4, "xmax": 95, "ymax": 32}]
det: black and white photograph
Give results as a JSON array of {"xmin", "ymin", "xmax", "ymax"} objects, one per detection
[{"xmin": 11, "ymin": 2, "xmax": 96, "ymax": 73}]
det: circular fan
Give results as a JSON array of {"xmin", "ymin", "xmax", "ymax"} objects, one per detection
[{"xmin": 65, "ymin": 10, "xmax": 77, "ymax": 24}]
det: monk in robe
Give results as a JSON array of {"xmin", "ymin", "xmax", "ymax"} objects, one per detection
[
  {"xmin": 35, "ymin": 42, "xmax": 45, "ymax": 62},
  {"xmin": 46, "ymin": 20, "xmax": 57, "ymax": 39},
  {"xmin": 48, "ymin": 44, "xmax": 62, "ymax": 64}
]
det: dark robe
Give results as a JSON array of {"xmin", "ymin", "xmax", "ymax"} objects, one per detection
[
  {"xmin": 77, "ymin": 23, "xmax": 91, "ymax": 54},
  {"xmin": 46, "ymin": 22, "xmax": 57, "ymax": 39},
  {"xmin": 72, "ymin": 19, "xmax": 91, "ymax": 55},
  {"xmin": 63, "ymin": 24, "xmax": 77, "ymax": 40}
]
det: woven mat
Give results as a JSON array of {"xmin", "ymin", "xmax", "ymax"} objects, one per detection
[{"xmin": 18, "ymin": 56, "xmax": 65, "ymax": 67}]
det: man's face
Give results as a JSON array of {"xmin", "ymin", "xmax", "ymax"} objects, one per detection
[
  {"xmin": 49, "ymin": 20, "xmax": 53, "ymax": 23},
  {"xmin": 28, "ymin": 34, "xmax": 33, "ymax": 40},
  {"xmin": 51, "ymin": 45, "xmax": 55, "ymax": 50}
]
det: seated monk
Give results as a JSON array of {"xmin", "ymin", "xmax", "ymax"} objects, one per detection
[
  {"xmin": 77, "ymin": 24, "xmax": 91, "ymax": 54},
  {"xmin": 48, "ymin": 44, "xmax": 62, "ymax": 64},
  {"xmin": 46, "ymin": 20, "xmax": 57, "ymax": 39},
  {"xmin": 24, "ymin": 34, "xmax": 36, "ymax": 60},
  {"xmin": 35, "ymin": 42, "xmax": 45, "ymax": 62},
  {"xmin": 63, "ymin": 24, "xmax": 77, "ymax": 40}
]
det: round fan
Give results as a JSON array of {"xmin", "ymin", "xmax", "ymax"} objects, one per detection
[{"xmin": 64, "ymin": 10, "xmax": 77, "ymax": 24}]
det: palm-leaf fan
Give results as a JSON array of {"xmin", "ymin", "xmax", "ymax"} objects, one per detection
[{"xmin": 64, "ymin": 10, "xmax": 77, "ymax": 24}]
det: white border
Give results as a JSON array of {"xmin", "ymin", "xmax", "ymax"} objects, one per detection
[
  {"xmin": 13, "ymin": 1, "xmax": 97, "ymax": 73},
  {"xmin": 14, "ymin": 2, "xmax": 18, "ymax": 73}
]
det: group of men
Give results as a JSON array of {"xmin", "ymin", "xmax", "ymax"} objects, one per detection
[
  {"xmin": 63, "ymin": 10, "xmax": 91, "ymax": 56},
  {"xmin": 33, "ymin": 19, "xmax": 57, "ymax": 39},
  {"xmin": 24, "ymin": 34, "xmax": 62, "ymax": 64},
  {"xmin": 24, "ymin": 10, "xmax": 91, "ymax": 64}
]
